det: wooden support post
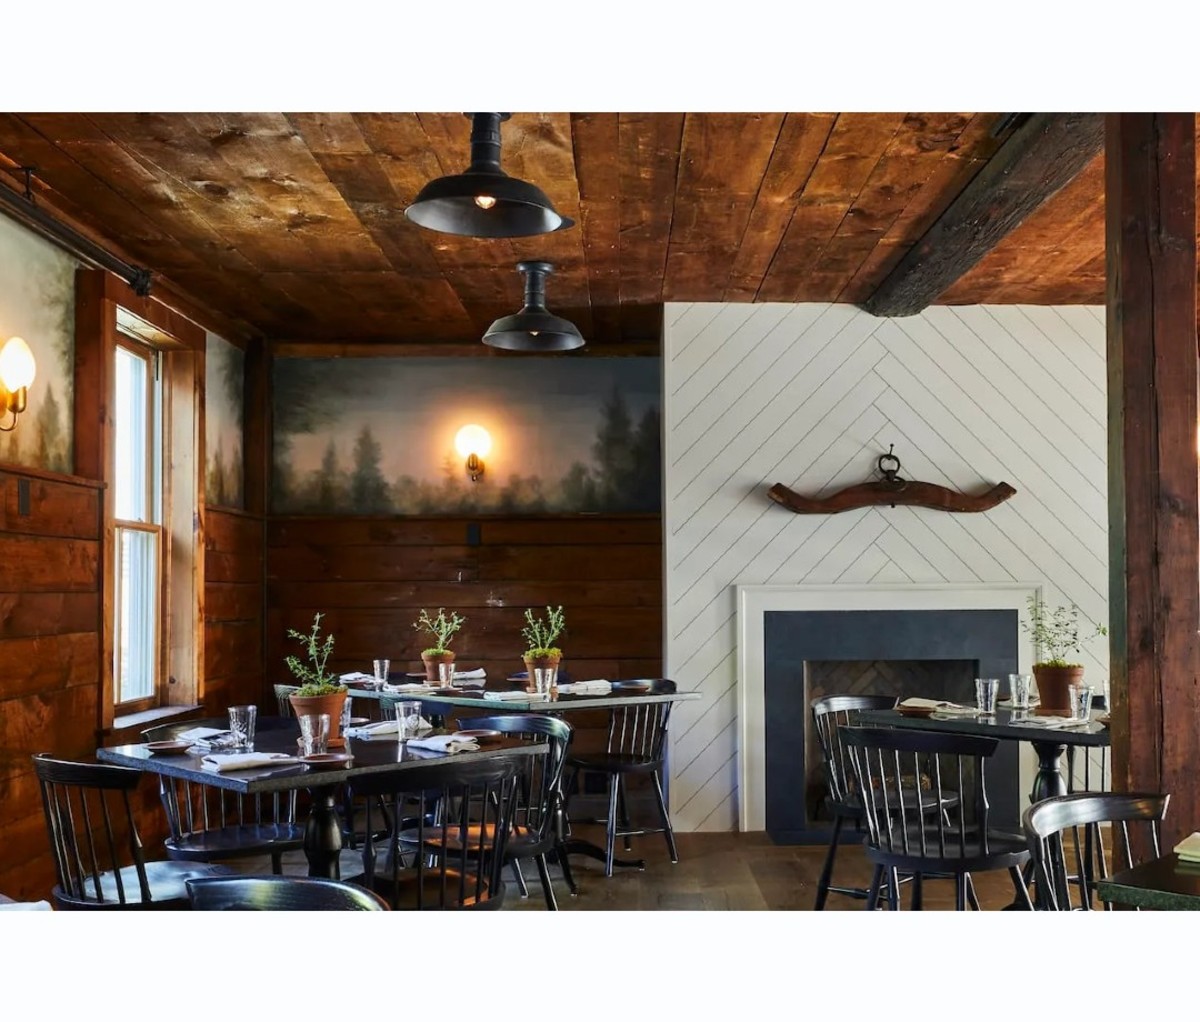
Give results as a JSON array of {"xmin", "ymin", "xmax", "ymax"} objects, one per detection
[{"xmin": 1106, "ymin": 113, "xmax": 1200, "ymax": 849}]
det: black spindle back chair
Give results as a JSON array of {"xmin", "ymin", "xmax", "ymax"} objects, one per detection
[
  {"xmin": 564, "ymin": 679, "xmax": 679, "ymax": 877},
  {"xmin": 32, "ymin": 753, "xmax": 234, "ymax": 910},
  {"xmin": 274, "ymin": 684, "xmax": 298, "ymax": 717},
  {"xmin": 187, "ymin": 875, "xmax": 389, "ymax": 911},
  {"xmin": 1022, "ymin": 792, "xmax": 1169, "ymax": 911},
  {"xmin": 455, "ymin": 714, "xmax": 575, "ymax": 909},
  {"xmin": 840, "ymin": 726, "xmax": 1032, "ymax": 910},
  {"xmin": 347, "ymin": 753, "xmax": 528, "ymax": 910}
]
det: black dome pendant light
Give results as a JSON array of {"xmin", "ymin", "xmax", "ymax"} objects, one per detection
[
  {"xmin": 483, "ymin": 261, "xmax": 585, "ymax": 352},
  {"xmin": 405, "ymin": 113, "xmax": 575, "ymax": 238}
]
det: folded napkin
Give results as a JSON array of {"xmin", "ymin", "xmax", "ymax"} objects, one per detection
[
  {"xmin": 405, "ymin": 734, "xmax": 479, "ymax": 755},
  {"xmin": 200, "ymin": 752, "xmax": 298, "ymax": 773},
  {"xmin": 1009, "ymin": 715, "xmax": 1090, "ymax": 730},
  {"xmin": 558, "ymin": 679, "xmax": 611, "ymax": 695},
  {"xmin": 1175, "ymin": 832, "xmax": 1200, "ymax": 863},
  {"xmin": 482, "ymin": 690, "xmax": 530, "ymax": 702},
  {"xmin": 453, "ymin": 668, "xmax": 486, "ymax": 680},
  {"xmin": 344, "ymin": 718, "xmax": 433, "ymax": 739},
  {"xmin": 382, "ymin": 682, "xmax": 434, "ymax": 694},
  {"xmin": 900, "ymin": 697, "xmax": 976, "ymax": 716},
  {"xmin": 340, "ymin": 671, "xmax": 377, "ymax": 683},
  {"xmin": 176, "ymin": 726, "xmax": 235, "ymax": 749}
]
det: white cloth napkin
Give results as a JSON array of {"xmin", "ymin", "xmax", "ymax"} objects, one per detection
[
  {"xmin": 200, "ymin": 752, "xmax": 298, "ymax": 773},
  {"xmin": 1175, "ymin": 832, "xmax": 1200, "ymax": 863},
  {"xmin": 558, "ymin": 679, "xmax": 611, "ymax": 695},
  {"xmin": 382, "ymin": 682, "xmax": 434, "ymax": 694},
  {"xmin": 1009, "ymin": 715, "xmax": 1091, "ymax": 730},
  {"xmin": 0, "ymin": 900, "xmax": 52, "ymax": 911},
  {"xmin": 482, "ymin": 690, "xmax": 529, "ymax": 701},
  {"xmin": 899, "ymin": 697, "xmax": 976, "ymax": 716},
  {"xmin": 176, "ymin": 726, "xmax": 228, "ymax": 743},
  {"xmin": 339, "ymin": 671, "xmax": 377, "ymax": 683},
  {"xmin": 453, "ymin": 668, "xmax": 486, "ymax": 680},
  {"xmin": 405, "ymin": 734, "xmax": 480, "ymax": 755},
  {"xmin": 344, "ymin": 718, "xmax": 433, "ymax": 739}
]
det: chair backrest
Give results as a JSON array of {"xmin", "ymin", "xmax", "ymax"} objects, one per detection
[
  {"xmin": 454, "ymin": 714, "xmax": 573, "ymax": 847},
  {"xmin": 840, "ymin": 726, "xmax": 1000, "ymax": 859},
  {"xmin": 603, "ymin": 681, "xmax": 677, "ymax": 761},
  {"xmin": 810, "ymin": 694, "xmax": 898, "ymax": 813},
  {"xmin": 274, "ymin": 685, "xmax": 298, "ymax": 718},
  {"xmin": 350, "ymin": 753, "xmax": 532, "ymax": 909},
  {"xmin": 32, "ymin": 753, "xmax": 153, "ymax": 908},
  {"xmin": 186, "ymin": 875, "xmax": 389, "ymax": 911},
  {"xmin": 1022, "ymin": 792, "xmax": 1170, "ymax": 910},
  {"xmin": 140, "ymin": 717, "xmax": 296, "ymax": 838}
]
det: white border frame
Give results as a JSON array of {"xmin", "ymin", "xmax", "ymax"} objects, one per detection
[{"xmin": 735, "ymin": 582, "xmax": 1042, "ymax": 832}]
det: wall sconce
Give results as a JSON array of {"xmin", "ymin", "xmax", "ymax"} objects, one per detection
[
  {"xmin": 0, "ymin": 337, "xmax": 36, "ymax": 432},
  {"xmin": 454, "ymin": 424, "xmax": 492, "ymax": 482}
]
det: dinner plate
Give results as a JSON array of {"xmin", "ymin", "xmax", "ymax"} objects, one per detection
[
  {"xmin": 301, "ymin": 752, "xmax": 353, "ymax": 770},
  {"xmin": 453, "ymin": 729, "xmax": 502, "ymax": 745},
  {"xmin": 145, "ymin": 740, "xmax": 193, "ymax": 754}
]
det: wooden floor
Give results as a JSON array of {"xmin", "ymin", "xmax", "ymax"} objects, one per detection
[{"xmin": 259, "ymin": 825, "xmax": 1023, "ymax": 910}]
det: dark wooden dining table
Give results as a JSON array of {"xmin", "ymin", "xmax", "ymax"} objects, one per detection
[
  {"xmin": 1096, "ymin": 853, "xmax": 1200, "ymax": 910},
  {"xmin": 97, "ymin": 719, "xmax": 546, "ymax": 880}
]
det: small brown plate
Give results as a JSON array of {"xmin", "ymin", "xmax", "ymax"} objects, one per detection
[
  {"xmin": 897, "ymin": 705, "xmax": 936, "ymax": 718},
  {"xmin": 301, "ymin": 752, "xmax": 353, "ymax": 770},
  {"xmin": 145, "ymin": 740, "xmax": 193, "ymax": 754},
  {"xmin": 453, "ymin": 729, "xmax": 502, "ymax": 745},
  {"xmin": 613, "ymin": 680, "xmax": 652, "ymax": 693}
]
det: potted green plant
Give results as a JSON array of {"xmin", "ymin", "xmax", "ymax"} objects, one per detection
[
  {"xmin": 522, "ymin": 605, "xmax": 565, "ymax": 694},
  {"xmin": 415, "ymin": 608, "xmax": 466, "ymax": 683},
  {"xmin": 1020, "ymin": 595, "xmax": 1106, "ymax": 714},
  {"xmin": 285, "ymin": 611, "xmax": 349, "ymax": 744}
]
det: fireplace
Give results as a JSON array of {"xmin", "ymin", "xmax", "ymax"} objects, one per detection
[{"xmin": 736, "ymin": 583, "xmax": 1040, "ymax": 837}]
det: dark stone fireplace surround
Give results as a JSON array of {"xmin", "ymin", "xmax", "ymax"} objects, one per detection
[{"xmin": 764, "ymin": 608, "xmax": 1020, "ymax": 843}]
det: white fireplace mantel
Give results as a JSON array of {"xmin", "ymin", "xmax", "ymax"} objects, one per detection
[{"xmin": 735, "ymin": 582, "xmax": 1042, "ymax": 832}]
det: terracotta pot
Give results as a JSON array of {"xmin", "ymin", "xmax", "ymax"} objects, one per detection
[
  {"xmin": 421, "ymin": 650, "xmax": 456, "ymax": 684},
  {"xmin": 523, "ymin": 654, "xmax": 562, "ymax": 695},
  {"xmin": 289, "ymin": 690, "xmax": 349, "ymax": 745},
  {"xmin": 1032, "ymin": 664, "xmax": 1085, "ymax": 715}
]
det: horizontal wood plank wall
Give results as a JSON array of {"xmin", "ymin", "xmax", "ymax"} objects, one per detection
[
  {"xmin": 0, "ymin": 465, "xmax": 106, "ymax": 899},
  {"xmin": 204, "ymin": 509, "xmax": 265, "ymax": 710},
  {"xmin": 265, "ymin": 516, "xmax": 662, "ymax": 688}
]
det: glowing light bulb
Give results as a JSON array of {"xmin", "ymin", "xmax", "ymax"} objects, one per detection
[
  {"xmin": 529, "ymin": 330, "xmax": 540, "ymax": 337},
  {"xmin": 474, "ymin": 194, "xmax": 497, "ymax": 210},
  {"xmin": 0, "ymin": 337, "xmax": 36, "ymax": 391},
  {"xmin": 454, "ymin": 424, "xmax": 492, "ymax": 459}
]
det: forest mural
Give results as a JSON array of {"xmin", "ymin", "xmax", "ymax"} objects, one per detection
[
  {"xmin": 272, "ymin": 356, "xmax": 661, "ymax": 515},
  {"xmin": 205, "ymin": 332, "xmax": 245, "ymax": 508},
  {"xmin": 0, "ymin": 215, "xmax": 76, "ymax": 474}
]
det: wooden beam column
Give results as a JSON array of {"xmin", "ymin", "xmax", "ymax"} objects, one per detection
[{"xmin": 1107, "ymin": 112, "xmax": 1200, "ymax": 846}]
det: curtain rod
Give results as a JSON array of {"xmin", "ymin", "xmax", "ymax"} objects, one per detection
[{"xmin": 0, "ymin": 168, "xmax": 153, "ymax": 296}]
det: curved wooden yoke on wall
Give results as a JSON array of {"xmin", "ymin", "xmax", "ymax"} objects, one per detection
[{"xmin": 767, "ymin": 447, "xmax": 1017, "ymax": 514}]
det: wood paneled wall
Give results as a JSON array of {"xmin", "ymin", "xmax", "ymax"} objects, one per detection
[
  {"xmin": 203, "ymin": 508, "xmax": 265, "ymax": 710},
  {"xmin": 0, "ymin": 466, "xmax": 104, "ymax": 898},
  {"xmin": 264, "ymin": 516, "xmax": 662, "ymax": 685}
]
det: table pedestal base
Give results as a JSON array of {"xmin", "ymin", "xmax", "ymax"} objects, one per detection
[
  {"xmin": 304, "ymin": 790, "xmax": 344, "ymax": 879},
  {"xmin": 1029, "ymin": 739, "xmax": 1069, "ymax": 803}
]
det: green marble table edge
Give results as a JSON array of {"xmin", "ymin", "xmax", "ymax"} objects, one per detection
[
  {"xmin": 347, "ymin": 688, "xmax": 703, "ymax": 711},
  {"xmin": 856, "ymin": 707, "xmax": 1112, "ymax": 747},
  {"xmin": 1096, "ymin": 853, "xmax": 1200, "ymax": 910}
]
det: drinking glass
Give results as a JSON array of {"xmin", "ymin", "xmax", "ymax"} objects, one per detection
[
  {"xmin": 527, "ymin": 666, "xmax": 557, "ymax": 696},
  {"xmin": 394, "ymin": 700, "xmax": 423, "ymax": 740},
  {"xmin": 974, "ymin": 677, "xmax": 999, "ymax": 715},
  {"xmin": 299, "ymin": 713, "xmax": 330, "ymax": 756},
  {"xmin": 340, "ymin": 694, "xmax": 354, "ymax": 735},
  {"xmin": 1008, "ymin": 673, "xmax": 1033, "ymax": 710},
  {"xmin": 1069, "ymin": 683, "xmax": 1093, "ymax": 722},
  {"xmin": 437, "ymin": 662, "xmax": 456, "ymax": 687},
  {"xmin": 228, "ymin": 705, "xmax": 257, "ymax": 751},
  {"xmin": 373, "ymin": 659, "xmax": 391, "ymax": 687}
]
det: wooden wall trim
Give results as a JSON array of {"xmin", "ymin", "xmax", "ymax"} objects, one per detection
[{"xmin": 0, "ymin": 461, "xmax": 105, "ymax": 490}]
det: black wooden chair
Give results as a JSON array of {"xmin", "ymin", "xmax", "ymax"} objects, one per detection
[
  {"xmin": 186, "ymin": 875, "xmax": 389, "ymax": 911},
  {"xmin": 840, "ymin": 726, "xmax": 1032, "ymax": 910},
  {"xmin": 274, "ymin": 684, "xmax": 298, "ymax": 717},
  {"xmin": 455, "ymin": 713, "xmax": 575, "ymax": 909},
  {"xmin": 141, "ymin": 716, "xmax": 305, "ymax": 875},
  {"xmin": 1022, "ymin": 792, "xmax": 1170, "ymax": 910},
  {"xmin": 32, "ymin": 753, "xmax": 235, "ymax": 910},
  {"xmin": 346, "ymin": 753, "xmax": 529, "ymax": 910},
  {"xmin": 563, "ymin": 680, "xmax": 679, "ymax": 877}
]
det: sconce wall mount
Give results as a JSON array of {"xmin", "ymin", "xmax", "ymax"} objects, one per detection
[
  {"xmin": 455, "ymin": 424, "xmax": 492, "ymax": 483},
  {"xmin": 0, "ymin": 336, "xmax": 36, "ymax": 432}
]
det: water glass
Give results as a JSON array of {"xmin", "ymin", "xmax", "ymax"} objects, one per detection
[
  {"xmin": 974, "ymin": 677, "xmax": 999, "ymax": 715},
  {"xmin": 437, "ymin": 661, "xmax": 456, "ymax": 687},
  {"xmin": 1008, "ymin": 673, "xmax": 1033, "ymax": 710},
  {"xmin": 228, "ymin": 705, "xmax": 257, "ymax": 751},
  {"xmin": 340, "ymin": 694, "xmax": 354, "ymax": 734},
  {"xmin": 373, "ymin": 659, "xmax": 391, "ymax": 687},
  {"xmin": 299, "ymin": 713, "xmax": 330, "ymax": 756},
  {"xmin": 1069, "ymin": 683, "xmax": 1093, "ymax": 722},
  {"xmin": 394, "ymin": 700, "xmax": 423, "ymax": 740}
]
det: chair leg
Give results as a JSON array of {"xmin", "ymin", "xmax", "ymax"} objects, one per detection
[
  {"xmin": 813, "ymin": 814, "xmax": 845, "ymax": 911},
  {"xmin": 965, "ymin": 873, "xmax": 981, "ymax": 911},
  {"xmin": 955, "ymin": 873, "xmax": 968, "ymax": 911},
  {"xmin": 910, "ymin": 872, "xmax": 923, "ymax": 911},
  {"xmin": 617, "ymin": 776, "xmax": 633, "ymax": 851},
  {"xmin": 535, "ymin": 853, "xmax": 558, "ymax": 911},
  {"xmin": 604, "ymin": 774, "xmax": 620, "ymax": 877},
  {"xmin": 556, "ymin": 840, "xmax": 579, "ymax": 896},
  {"xmin": 886, "ymin": 868, "xmax": 901, "ymax": 911},
  {"xmin": 866, "ymin": 866, "xmax": 885, "ymax": 910},
  {"xmin": 1010, "ymin": 866, "xmax": 1035, "ymax": 910},
  {"xmin": 510, "ymin": 858, "xmax": 529, "ymax": 898},
  {"xmin": 650, "ymin": 770, "xmax": 679, "ymax": 864},
  {"xmin": 271, "ymin": 851, "xmax": 283, "ymax": 876}
]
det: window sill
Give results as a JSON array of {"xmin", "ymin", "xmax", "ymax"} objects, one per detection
[{"xmin": 106, "ymin": 704, "xmax": 203, "ymax": 742}]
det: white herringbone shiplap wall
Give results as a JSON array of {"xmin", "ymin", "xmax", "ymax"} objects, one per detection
[{"xmin": 663, "ymin": 302, "xmax": 1109, "ymax": 832}]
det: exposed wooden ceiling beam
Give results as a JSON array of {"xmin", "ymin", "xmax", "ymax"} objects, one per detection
[{"xmin": 861, "ymin": 112, "xmax": 1105, "ymax": 318}]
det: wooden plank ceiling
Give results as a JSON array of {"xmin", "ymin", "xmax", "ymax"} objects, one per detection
[{"xmin": 0, "ymin": 113, "xmax": 1118, "ymax": 344}]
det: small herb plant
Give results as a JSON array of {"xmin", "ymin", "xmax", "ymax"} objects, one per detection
[
  {"xmin": 522, "ymin": 605, "xmax": 566, "ymax": 659},
  {"xmin": 1021, "ymin": 595, "xmax": 1106, "ymax": 667},
  {"xmin": 285, "ymin": 612, "xmax": 347, "ymax": 696},
  {"xmin": 414, "ymin": 608, "xmax": 466, "ymax": 656}
]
